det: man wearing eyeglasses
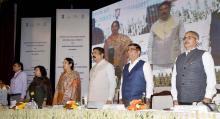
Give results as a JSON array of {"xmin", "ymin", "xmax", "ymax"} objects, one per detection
[
  {"xmin": 171, "ymin": 31, "xmax": 216, "ymax": 105},
  {"xmin": 119, "ymin": 43, "xmax": 154, "ymax": 107}
]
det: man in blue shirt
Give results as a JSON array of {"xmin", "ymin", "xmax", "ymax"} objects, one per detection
[{"xmin": 9, "ymin": 62, "xmax": 27, "ymax": 104}]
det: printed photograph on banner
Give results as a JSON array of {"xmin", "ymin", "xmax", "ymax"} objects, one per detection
[{"xmin": 92, "ymin": 0, "xmax": 220, "ymax": 87}]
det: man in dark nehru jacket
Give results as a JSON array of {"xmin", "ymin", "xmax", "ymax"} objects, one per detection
[
  {"xmin": 119, "ymin": 43, "xmax": 153, "ymax": 107},
  {"xmin": 171, "ymin": 31, "xmax": 216, "ymax": 105}
]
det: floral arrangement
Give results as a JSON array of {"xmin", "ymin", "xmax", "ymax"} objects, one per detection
[
  {"xmin": 127, "ymin": 99, "xmax": 149, "ymax": 111},
  {"xmin": 64, "ymin": 101, "xmax": 79, "ymax": 109},
  {"xmin": 15, "ymin": 102, "xmax": 27, "ymax": 109}
]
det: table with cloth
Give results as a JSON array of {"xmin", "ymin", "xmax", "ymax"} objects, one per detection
[{"xmin": 1, "ymin": 109, "xmax": 220, "ymax": 119}]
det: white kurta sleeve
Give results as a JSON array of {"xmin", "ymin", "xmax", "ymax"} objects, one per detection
[
  {"xmin": 107, "ymin": 64, "xmax": 116, "ymax": 100},
  {"xmin": 119, "ymin": 68, "xmax": 124, "ymax": 100},
  {"xmin": 143, "ymin": 62, "xmax": 154, "ymax": 98},
  {"xmin": 171, "ymin": 63, "xmax": 178, "ymax": 100},
  {"xmin": 202, "ymin": 52, "xmax": 217, "ymax": 99}
]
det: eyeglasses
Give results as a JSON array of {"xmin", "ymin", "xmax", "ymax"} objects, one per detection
[{"xmin": 183, "ymin": 36, "xmax": 197, "ymax": 40}]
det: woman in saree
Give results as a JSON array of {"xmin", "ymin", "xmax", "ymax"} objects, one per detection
[{"xmin": 53, "ymin": 58, "xmax": 81, "ymax": 105}]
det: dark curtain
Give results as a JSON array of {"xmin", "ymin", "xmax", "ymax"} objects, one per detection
[{"xmin": 0, "ymin": 1, "xmax": 16, "ymax": 85}]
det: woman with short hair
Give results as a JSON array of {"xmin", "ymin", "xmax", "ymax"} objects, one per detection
[{"xmin": 28, "ymin": 65, "xmax": 52, "ymax": 108}]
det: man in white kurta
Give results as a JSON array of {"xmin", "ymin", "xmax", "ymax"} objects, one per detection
[{"xmin": 88, "ymin": 47, "xmax": 116, "ymax": 104}]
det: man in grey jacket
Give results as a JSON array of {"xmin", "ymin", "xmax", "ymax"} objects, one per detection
[{"xmin": 171, "ymin": 31, "xmax": 216, "ymax": 105}]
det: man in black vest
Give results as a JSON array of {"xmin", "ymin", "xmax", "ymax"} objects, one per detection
[
  {"xmin": 171, "ymin": 31, "xmax": 216, "ymax": 105},
  {"xmin": 119, "ymin": 43, "xmax": 153, "ymax": 107}
]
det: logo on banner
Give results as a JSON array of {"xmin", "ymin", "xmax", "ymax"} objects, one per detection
[
  {"xmin": 115, "ymin": 8, "xmax": 120, "ymax": 20},
  {"xmin": 81, "ymin": 14, "xmax": 85, "ymax": 19},
  {"xmin": 43, "ymin": 22, "xmax": 47, "ymax": 26},
  {"xmin": 61, "ymin": 14, "xmax": 65, "ymax": 19}
]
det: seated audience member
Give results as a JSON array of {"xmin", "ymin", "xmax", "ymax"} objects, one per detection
[
  {"xmin": 28, "ymin": 65, "xmax": 52, "ymax": 108},
  {"xmin": 53, "ymin": 58, "xmax": 81, "ymax": 105}
]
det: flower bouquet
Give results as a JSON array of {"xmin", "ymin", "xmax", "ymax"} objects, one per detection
[
  {"xmin": 15, "ymin": 102, "xmax": 27, "ymax": 109},
  {"xmin": 127, "ymin": 99, "xmax": 149, "ymax": 111},
  {"xmin": 64, "ymin": 101, "xmax": 79, "ymax": 109}
]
